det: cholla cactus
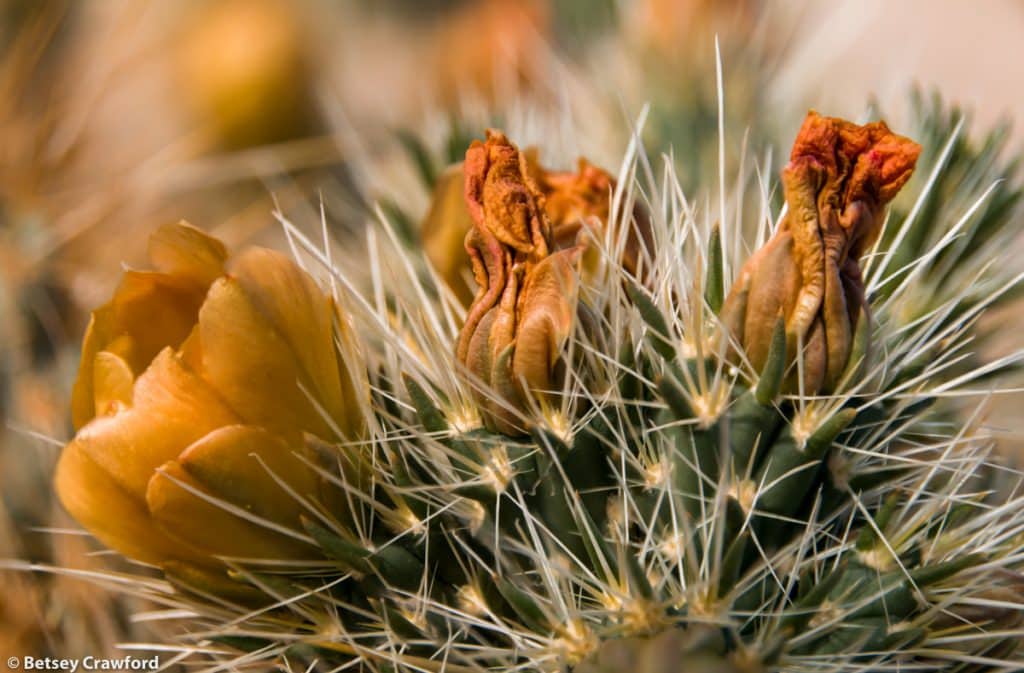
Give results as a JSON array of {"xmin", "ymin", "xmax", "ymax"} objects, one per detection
[{"xmin": 46, "ymin": 103, "xmax": 1024, "ymax": 673}]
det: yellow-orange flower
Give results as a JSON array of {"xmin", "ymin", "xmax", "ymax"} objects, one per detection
[
  {"xmin": 721, "ymin": 112, "xmax": 921, "ymax": 393},
  {"xmin": 56, "ymin": 222, "xmax": 365, "ymax": 566},
  {"xmin": 455, "ymin": 130, "xmax": 582, "ymax": 435}
]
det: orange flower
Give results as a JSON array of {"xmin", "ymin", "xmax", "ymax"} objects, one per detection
[
  {"xmin": 56, "ymin": 222, "xmax": 365, "ymax": 565},
  {"xmin": 721, "ymin": 111, "xmax": 921, "ymax": 393},
  {"xmin": 455, "ymin": 130, "xmax": 582, "ymax": 435}
]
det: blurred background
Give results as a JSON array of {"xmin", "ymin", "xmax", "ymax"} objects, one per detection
[{"xmin": 1, "ymin": 0, "xmax": 1022, "ymax": 661}]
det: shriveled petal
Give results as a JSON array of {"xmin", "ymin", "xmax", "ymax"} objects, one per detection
[
  {"xmin": 75, "ymin": 348, "xmax": 240, "ymax": 499},
  {"xmin": 177, "ymin": 425, "xmax": 317, "ymax": 524},
  {"xmin": 71, "ymin": 271, "xmax": 209, "ymax": 429},
  {"xmin": 146, "ymin": 460, "xmax": 315, "ymax": 560},
  {"xmin": 512, "ymin": 248, "xmax": 580, "ymax": 397},
  {"xmin": 227, "ymin": 248, "xmax": 361, "ymax": 439},
  {"xmin": 465, "ymin": 130, "xmax": 550, "ymax": 259},
  {"xmin": 147, "ymin": 220, "xmax": 228, "ymax": 288},
  {"xmin": 55, "ymin": 442, "xmax": 204, "ymax": 565},
  {"xmin": 195, "ymin": 275, "xmax": 337, "ymax": 439}
]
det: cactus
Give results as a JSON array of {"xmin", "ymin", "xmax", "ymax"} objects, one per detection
[{"xmin": 42, "ymin": 98, "xmax": 1024, "ymax": 673}]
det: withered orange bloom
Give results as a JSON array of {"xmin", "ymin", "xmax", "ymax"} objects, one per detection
[
  {"xmin": 455, "ymin": 130, "xmax": 582, "ymax": 434},
  {"xmin": 56, "ymin": 222, "xmax": 366, "ymax": 566},
  {"xmin": 423, "ymin": 146, "xmax": 650, "ymax": 304},
  {"xmin": 721, "ymin": 111, "xmax": 921, "ymax": 393},
  {"xmin": 532, "ymin": 156, "xmax": 652, "ymax": 281}
]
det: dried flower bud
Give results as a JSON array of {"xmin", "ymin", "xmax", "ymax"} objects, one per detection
[
  {"xmin": 56, "ymin": 222, "xmax": 366, "ymax": 566},
  {"xmin": 532, "ymin": 156, "xmax": 652, "ymax": 281},
  {"xmin": 455, "ymin": 130, "xmax": 582, "ymax": 434},
  {"xmin": 721, "ymin": 111, "xmax": 921, "ymax": 393},
  {"xmin": 423, "ymin": 147, "xmax": 650, "ymax": 304}
]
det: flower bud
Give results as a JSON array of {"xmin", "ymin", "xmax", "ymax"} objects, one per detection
[
  {"xmin": 56, "ymin": 222, "xmax": 366, "ymax": 566},
  {"xmin": 423, "ymin": 145, "xmax": 650, "ymax": 304},
  {"xmin": 721, "ymin": 111, "xmax": 921, "ymax": 393},
  {"xmin": 455, "ymin": 130, "xmax": 581, "ymax": 434}
]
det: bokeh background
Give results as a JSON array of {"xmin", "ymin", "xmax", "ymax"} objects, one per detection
[{"xmin": 2, "ymin": 0, "xmax": 1022, "ymax": 661}]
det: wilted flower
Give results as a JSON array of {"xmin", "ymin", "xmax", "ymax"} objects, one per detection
[
  {"xmin": 721, "ymin": 111, "xmax": 921, "ymax": 393},
  {"xmin": 423, "ymin": 143, "xmax": 650, "ymax": 304},
  {"xmin": 56, "ymin": 222, "xmax": 365, "ymax": 566},
  {"xmin": 455, "ymin": 130, "xmax": 582, "ymax": 434}
]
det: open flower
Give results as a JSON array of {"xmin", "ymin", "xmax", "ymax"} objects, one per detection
[
  {"xmin": 423, "ymin": 144, "xmax": 651, "ymax": 305},
  {"xmin": 455, "ymin": 130, "xmax": 582, "ymax": 435},
  {"xmin": 56, "ymin": 222, "xmax": 365, "ymax": 566},
  {"xmin": 721, "ymin": 111, "xmax": 921, "ymax": 393}
]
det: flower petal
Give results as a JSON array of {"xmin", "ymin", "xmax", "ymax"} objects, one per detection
[
  {"xmin": 195, "ymin": 274, "xmax": 337, "ymax": 439},
  {"xmin": 55, "ymin": 442, "xmax": 203, "ymax": 565},
  {"xmin": 71, "ymin": 272, "xmax": 209, "ymax": 429},
  {"xmin": 91, "ymin": 351, "xmax": 134, "ymax": 418},
  {"xmin": 75, "ymin": 348, "xmax": 240, "ymax": 499},
  {"xmin": 177, "ymin": 425, "xmax": 317, "ymax": 524},
  {"xmin": 512, "ymin": 248, "xmax": 580, "ymax": 397},
  {"xmin": 147, "ymin": 221, "xmax": 228, "ymax": 288},
  {"xmin": 146, "ymin": 460, "xmax": 315, "ymax": 560},
  {"xmin": 227, "ymin": 248, "xmax": 361, "ymax": 438}
]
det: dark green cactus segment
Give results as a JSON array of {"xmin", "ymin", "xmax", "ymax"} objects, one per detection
[
  {"xmin": 910, "ymin": 553, "xmax": 985, "ymax": 586},
  {"xmin": 752, "ymin": 418, "xmax": 844, "ymax": 519},
  {"xmin": 532, "ymin": 425, "xmax": 611, "ymax": 551},
  {"xmin": 618, "ymin": 342, "xmax": 648, "ymax": 428},
  {"xmin": 798, "ymin": 616, "xmax": 889, "ymax": 655},
  {"xmin": 805, "ymin": 408, "xmax": 857, "ymax": 458},
  {"xmin": 672, "ymin": 425, "xmax": 720, "ymax": 520},
  {"xmin": 403, "ymin": 373, "xmax": 448, "ymax": 434},
  {"xmin": 379, "ymin": 601, "xmax": 426, "ymax": 640},
  {"xmin": 495, "ymin": 575, "xmax": 551, "ymax": 633},
  {"xmin": 228, "ymin": 569, "xmax": 304, "ymax": 601},
  {"xmin": 754, "ymin": 318, "xmax": 786, "ymax": 406},
  {"xmin": 881, "ymin": 625, "xmax": 927, "ymax": 650},
  {"xmin": 727, "ymin": 319, "xmax": 786, "ymax": 473},
  {"xmin": 706, "ymin": 224, "xmax": 725, "ymax": 314},
  {"xmin": 830, "ymin": 566, "xmax": 919, "ymax": 622},
  {"xmin": 532, "ymin": 446, "xmax": 588, "ymax": 562},
  {"xmin": 727, "ymin": 390, "xmax": 780, "ymax": 476},
  {"xmin": 778, "ymin": 565, "xmax": 848, "ymax": 634},
  {"xmin": 568, "ymin": 423, "xmax": 616, "ymax": 524},
  {"xmin": 575, "ymin": 493, "xmax": 655, "ymax": 601},
  {"xmin": 716, "ymin": 529, "xmax": 749, "ymax": 597},
  {"xmin": 856, "ymin": 492, "xmax": 901, "ymax": 552},
  {"xmin": 370, "ymin": 544, "xmax": 427, "ymax": 591},
  {"xmin": 303, "ymin": 516, "xmax": 374, "ymax": 575},
  {"xmin": 628, "ymin": 282, "xmax": 676, "ymax": 360},
  {"xmin": 208, "ymin": 635, "xmax": 275, "ymax": 653},
  {"xmin": 657, "ymin": 372, "xmax": 694, "ymax": 420}
]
